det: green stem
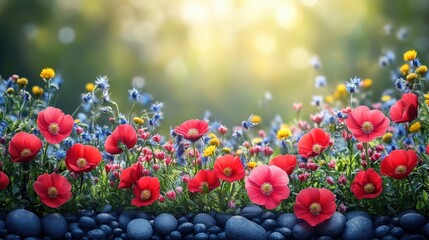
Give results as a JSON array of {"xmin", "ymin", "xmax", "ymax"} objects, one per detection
[
  {"xmin": 128, "ymin": 102, "xmax": 136, "ymax": 123},
  {"xmin": 193, "ymin": 142, "xmax": 198, "ymax": 175},
  {"xmin": 363, "ymin": 142, "xmax": 370, "ymax": 169},
  {"xmin": 46, "ymin": 79, "xmax": 51, "ymax": 106},
  {"xmin": 42, "ymin": 142, "xmax": 49, "ymax": 173}
]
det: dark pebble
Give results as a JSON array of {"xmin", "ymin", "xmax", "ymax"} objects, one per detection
[
  {"xmin": 274, "ymin": 227, "xmax": 292, "ymax": 237},
  {"xmin": 64, "ymin": 232, "xmax": 72, "ymax": 240},
  {"xmin": 195, "ymin": 232, "xmax": 209, "ymax": 240},
  {"xmin": 153, "ymin": 213, "xmax": 178, "ymax": 236},
  {"xmin": 208, "ymin": 233, "xmax": 218, "ymax": 240},
  {"xmin": 208, "ymin": 226, "xmax": 222, "ymax": 234},
  {"xmin": 261, "ymin": 212, "xmax": 276, "ymax": 221},
  {"xmin": 78, "ymin": 216, "xmax": 96, "ymax": 230},
  {"xmin": 0, "ymin": 220, "xmax": 4, "ymax": 229},
  {"xmin": 292, "ymin": 222, "xmax": 314, "ymax": 240},
  {"xmin": 170, "ymin": 231, "xmax": 182, "ymax": 240},
  {"xmin": 399, "ymin": 212, "xmax": 426, "ymax": 232},
  {"xmin": 240, "ymin": 205, "xmax": 263, "ymax": 220},
  {"xmin": 78, "ymin": 209, "xmax": 95, "ymax": 218},
  {"xmin": 423, "ymin": 223, "xmax": 429, "ymax": 237},
  {"xmin": 87, "ymin": 229, "xmax": 106, "ymax": 239},
  {"xmin": 344, "ymin": 211, "xmax": 371, "ymax": 221},
  {"xmin": 184, "ymin": 233, "xmax": 195, "ymax": 240},
  {"xmin": 374, "ymin": 216, "xmax": 391, "ymax": 227},
  {"xmin": 217, "ymin": 232, "xmax": 226, "ymax": 240},
  {"xmin": 99, "ymin": 204, "xmax": 113, "ymax": 213},
  {"xmin": 342, "ymin": 216, "xmax": 374, "ymax": 240},
  {"xmin": 178, "ymin": 222, "xmax": 195, "ymax": 235},
  {"xmin": 113, "ymin": 227, "xmax": 123, "ymax": 237},
  {"xmin": 375, "ymin": 225, "xmax": 391, "ymax": 238},
  {"xmin": 0, "ymin": 228, "xmax": 8, "ymax": 237},
  {"xmin": 193, "ymin": 213, "xmax": 217, "ymax": 228},
  {"xmin": 5, "ymin": 234, "xmax": 20, "ymax": 240},
  {"xmin": 318, "ymin": 236, "xmax": 333, "ymax": 240},
  {"xmin": 64, "ymin": 214, "xmax": 78, "ymax": 223},
  {"xmin": 5, "ymin": 209, "xmax": 41, "ymax": 238},
  {"xmin": 118, "ymin": 209, "xmax": 138, "ymax": 229},
  {"xmin": 262, "ymin": 219, "xmax": 277, "ymax": 231},
  {"xmin": 185, "ymin": 213, "xmax": 195, "ymax": 221},
  {"xmin": 71, "ymin": 228, "xmax": 84, "ymax": 239},
  {"xmin": 136, "ymin": 211, "xmax": 152, "ymax": 220},
  {"xmin": 96, "ymin": 213, "xmax": 115, "ymax": 224},
  {"xmin": 194, "ymin": 223, "xmax": 207, "ymax": 233},
  {"xmin": 68, "ymin": 222, "xmax": 79, "ymax": 231},
  {"xmin": 315, "ymin": 212, "xmax": 346, "ymax": 237},
  {"xmin": 277, "ymin": 213, "xmax": 299, "ymax": 229},
  {"xmin": 390, "ymin": 227, "xmax": 405, "ymax": 237},
  {"xmin": 110, "ymin": 220, "xmax": 120, "ymax": 229},
  {"xmin": 215, "ymin": 213, "xmax": 232, "ymax": 229},
  {"xmin": 178, "ymin": 216, "xmax": 188, "ymax": 225},
  {"xmin": 225, "ymin": 216, "xmax": 268, "ymax": 240},
  {"xmin": 390, "ymin": 217, "xmax": 400, "ymax": 227},
  {"xmin": 99, "ymin": 224, "xmax": 112, "ymax": 236},
  {"xmin": 42, "ymin": 213, "xmax": 67, "ymax": 239},
  {"xmin": 127, "ymin": 218, "xmax": 153, "ymax": 240},
  {"xmin": 382, "ymin": 234, "xmax": 398, "ymax": 240},
  {"xmin": 269, "ymin": 232, "xmax": 285, "ymax": 240},
  {"xmin": 253, "ymin": 217, "xmax": 262, "ymax": 225}
]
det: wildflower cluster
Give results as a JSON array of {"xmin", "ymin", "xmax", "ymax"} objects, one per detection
[{"xmin": 0, "ymin": 49, "xmax": 428, "ymax": 228}]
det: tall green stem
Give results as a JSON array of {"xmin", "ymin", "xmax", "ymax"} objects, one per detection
[
  {"xmin": 193, "ymin": 142, "xmax": 198, "ymax": 175},
  {"xmin": 363, "ymin": 142, "xmax": 370, "ymax": 169}
]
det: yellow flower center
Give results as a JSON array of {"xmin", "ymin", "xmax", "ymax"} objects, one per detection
[
  {"xmin": 21, "ymin": 148, "xmax": 32, "ymax": 157},
  {"xmin": 394, "ymin": 165, "xmax": 407, "ymax": 174},
  {"xmin": 76, "ymin": 158, "xmax": 88, "ymax": 168},
  {"xmin": 223, "ymin": 167, "xmax": 232, "ymax": 177},
  {"xmin": 312, "ymin": 144, "xmax": 322, "ymax": 154},
  {"xmin": 361, "ymin": 121, "xmax": 374, "ymax": 134},
  {"xmin": 364, "ymin": 183, "xmax": 375, "ymax": 193},
  {"xmin": 260, "ymin": 183, "xmax": 273, "ymax": 195},
  {"xmin": 187, "ymin": 128, "xmax": 199, "ymax": 136},
  {"xmin": 47, "ymin": 187, "xmax": 58, "ymax": 198},
  {"xmin": 309, "ymin": 202, "xmax": 322, "ymax": 215},
  {"xmin": 140, "ymin": 189, "xmax": 151, "ymax": 200},
  {"xmin": 48, "ymin": 123, "xmax": 60, "ymax": 134}
]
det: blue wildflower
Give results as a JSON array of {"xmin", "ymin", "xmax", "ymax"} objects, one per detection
[
  {"xmin": 95, "ymin": 76, "xmax": 110, "ymax": 91},
  {"xmin": 314, "ymin": 75, "xmax": 327, "ymax": 88},
  {"xmin": 128, "ymin": 88, "xmax": 140, "ymax": 102},
  {"xmin": 310, "ymin": 96, "xmax": 323, "ymax": 107},
  {"xmin": 150, "ymin": 102, "xmax": 164, "ymax": 112}
]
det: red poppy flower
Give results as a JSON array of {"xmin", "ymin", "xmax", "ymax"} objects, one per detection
[
  {"xmin": 8, "ymin": 132, "xmax": 43, "ymax": 163},
  {"xmin": 389, "ymin": 93, "xmax": 418, "ymax": 123},
  {"xmin": 104, "ymin": 124, "xmax": 137, "ymax": 154},
  {"xmin": 297, "ymin": 128, "xmax": 331, "ymax": 158},
  {"xmin": 118, "ymin": 162, "xmax": 144, "ymax": 189},
  {"xmin": 214, "ymin": 154, "xmax": 245, "ymax": 183},
  {"xmin": 174, "ymin": 119, "xmax": 209, "ymax": 142},
  {"xmin": 65, "ymin": 143, "xmax": 102, "ymax": 174},
  {"xmin": 380, "ymin": 149, "xmax": 418, "ymax": 180},
  {"xmin": 37, "ymin": 107, "xmax": 74, "ymax": 144},
  {"xmin": 269, "ymin": 154, "xmax": 297, "ymax": 175},
  {"xmin": 187, "ymin": 169, "xmax": 220, "ymax": 193},
  {"xmin": 293, "ymin": 188, "xmax": 336, "ymax": 227},
  {"xmin": 350, "ymin": 168, "xmax": 383, "ymax": 200},
  {"xmin": 245, "ymin": 165, "xmax": 290, "ymax": 210},
  {"xmin": 0, "ymin": 171, "xmax": 9, "ymax": 190},
  {"xmin": 131, "ymin": 176, "xmax": 160, "ymax": 207},
  {"xmin": 345, "ymin": 106, "xmax": 390, "ymax": 143},
  {"xmin": 33, "ymin": 172, "xmax": 72, "ymax": 208}
]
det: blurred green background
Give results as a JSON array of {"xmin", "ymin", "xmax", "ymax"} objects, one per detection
[{"xmin": 1, "ymin": 0, "xmax": 428, "ymax": 132}]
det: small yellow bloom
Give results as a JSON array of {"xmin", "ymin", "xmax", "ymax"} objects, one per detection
[
  {"xmin": 277, "ymin": 127, "xmax": 292, "ymax": 141},
  {"xmin": 425, "ymin": 99, "xmax": 429, "ymax": 107},
  {"xmin": 133, "ymin": 117, "xmax": 144, "ymax": 125},
  {"xmin": 336, "ymin": 84, "xmax": 347, "ymax": 95},
  {"xmin": 32, "ymin": 86, "xmax": 44, "ymax": 97},
  {"xmin": 382, "ymin": 132, "xmax": 393, "ymax": 143},
  {"xmin": 235, "ymin": 149, "xmax": 243, "ymax": 156},
  {"xmin": 417, "ymin": 65, "xmax": 427, "ymax": 75},
  {"xmin": 222, "ymin": 147, "xmax": 231, "ymax": 154},
  {"xmin": 74, "ymin": 119, "xmax": 81, "ymax": 123},
  {"xmin": 40, "ymin": 68, "xmax": 55, "ymax": 80},
  {"xmin": 209, "ymin": 137, "xmax": 220, "ymax": 147},
  {"xmin": 85, "ymin": 83, "xmax": 95, "ymax": 92},
  {"xmin": 381, "ymin": 95, "xmax": 391, "ymax": 102},
  {"xmin": 247, "ymin": 161, "xmax": 257, "ymax": 169},
  {"xmin": 406, "ymin": 73, "xmax": 418, "ymax": 82},
  {"xmin": 403, "ymin": 50, "xmax": 417, "ymax": 61},
  {"xmin": 409, "ymin": 122, "xmax": 421, "ymax": 133},
  {"xmin": 6, "ymin": 87, "xmax": 14, "ymax": 94},
  {"xmin": 361, "ymin": 78, "xmax": 372, "ymax": 89},
  {"xmin": 400, "ymin": 64, "xmax": 409, "ymax": 75},
  {"xmin": 203, "ymin": 145, "xmax": 216, "ymax": 157},
  {"xmin": 252, "ymin": 137, "xmax": 263, "ymax": 145},
  {"xmin": 325, "ymin": 95, "xmax": 334, "ymax": 103},
  {"xmin": 251, "ymin": 115, "xmax": 262, "ymax": 124},
  {"xmin": 17, "ymin": 78, "xmax": 28, "ymax": 87}
]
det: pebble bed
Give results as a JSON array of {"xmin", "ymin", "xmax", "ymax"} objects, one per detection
[{"xmin": 1, "ymin": 205, "xmax": 429, "ymax": 240}]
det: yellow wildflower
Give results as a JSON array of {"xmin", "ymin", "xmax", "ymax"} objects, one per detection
[
  {"xmin": 409, "ymin": 122, "xmax": 421, "ymax": 133},
  {"xmin": 403, "ymin": 50, "xmax": 417, "ymax": 61},
  {"xmin": 425, "ymin": 99, "xmax": 429, "ymax": 107},
  {"xmin": 277, "ymin": 127, "xmax": 292, "ymax": 141},
  {"xmin": 133, "ymin": 117, "xmax": 144, "ymax": 125},
  {"xmin": 361, "ymin": 78, "xmax": 372, "ymax": 89},
  {"xmin": 86, "ymin": 83, "xmax": 95, "ymax": 92},
  {"xmin": 382, "ymin": 132, "xmax": 393, "ymax": 143},
  {"xmin": 336, "ymin": 84, "xmax": 347, "ymax": 96},
  {"xmin": 417, "ymin": 65, "xmax": 427, "ymax": 75},
  {"xmin": 251, "ymin": 115, "xmax": 262, "ymax": 124},
  {"xmin": 203, "ymin": 145, "xmax": 216, "ymax": 157},
  {"xmin": 381, "ymin": 95, "xmax": 391, "ymax": 102},
  {"xmin": 247, "ymin": 161, "xmax": 257, "ymax": 169},
  {"xmin": 17, "ymin": 78, "xmax": 28, "ymax": 87},
  {"xmin": 209, "ymin": 137, "xmax": 220, "ymax": 147},
  {"xmin": 400, "ymin": 64, "xmax": 409, "ymax": 75},
  {"xmin": 222, "ymin": 147, "xmax": 231, "ymax": 154},
  {"xmin": 32, "ymin": 86, "xmax": 44, "ymax": 97},
  {"xmin": 74, "ymin": 119, "xmax": 81, "ymax": 123},
  {"xmin": 235, "ymin": 149, "xmax": 243, "ymax": 156},
  {"xmin": 252, "ymin": 137, "xmax": 263, "ymax": 145},
  {"xmin": 325, "ymin": 95, "xmax": 334, "ymax": 103},
  {"xmin": 6, "ymin": 88, "xmax": 14, "ymax": 94},
  {"xmin": 406, "ymin": 73, "xmax": 418, "ymax": 82},
  {"xmin": 40, "ymin": 68, "xmax": 55, "ymax": 80}
]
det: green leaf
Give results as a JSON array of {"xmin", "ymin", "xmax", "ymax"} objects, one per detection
[{"xmin": 423, "ymin": 190, "xmax": 428, "ymax": 202}]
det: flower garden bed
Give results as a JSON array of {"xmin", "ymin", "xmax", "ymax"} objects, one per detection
[{"xmin": 0, "ymin": 50, "xmax": 429, "ymax": 239}]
